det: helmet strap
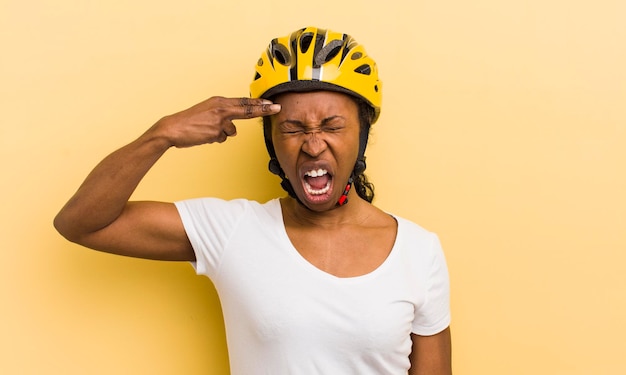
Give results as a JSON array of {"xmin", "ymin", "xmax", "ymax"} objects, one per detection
[
  {"xmin": 353, "ymin": 159, "xmax": 366, "ymax": 175},
  {"xmin": 337, "ymin": 177, "xmax": 353, "ymax": 206}
]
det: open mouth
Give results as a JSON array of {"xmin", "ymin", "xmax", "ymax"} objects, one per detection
[{"xmin": 303, "ymin": 168, "xmax": 332, "ymax": 196}]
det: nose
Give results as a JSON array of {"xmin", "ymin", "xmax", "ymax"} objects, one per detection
[{"xmin": 301, "ymin": 130, "xmax": 327, "ymax": 157}]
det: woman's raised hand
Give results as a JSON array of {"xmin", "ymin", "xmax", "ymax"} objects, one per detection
[{"xmin": 151, "ymin": 96, "xmax": 281, "ymax": 148}]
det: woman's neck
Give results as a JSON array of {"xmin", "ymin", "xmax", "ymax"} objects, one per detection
[{"xmin": 280, "ymin": 190, "xmax": 371, "ymax": 229}]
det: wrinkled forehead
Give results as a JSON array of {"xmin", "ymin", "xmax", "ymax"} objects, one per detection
[{"xmin": 272, "ymin": 90, "xmax": 359, "ymax": 117}]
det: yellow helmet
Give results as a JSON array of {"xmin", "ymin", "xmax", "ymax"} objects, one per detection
[{"xmin": 250, "ymin": 26, "xmax": 382, "ymax": 123}]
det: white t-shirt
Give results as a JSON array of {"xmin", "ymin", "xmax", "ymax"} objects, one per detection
[{"xmin": 175, "ymin": 198, "xmax": 450, "ymax": 375}]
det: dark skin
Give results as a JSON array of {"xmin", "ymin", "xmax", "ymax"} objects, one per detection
[
  {"xmin": 270, "ymin": 91, "xmax": 397, "ymax": 278},
  {"xmin": 54, "ymin": 96, "xmax": 279, "ymax": 260},
  {"xmin": 271, "ymin": 92, "xmax": 451, "ymax": 375},
  {"xmin": 54, "ymin": 92, "xmax": 451, "ymax": 374}
]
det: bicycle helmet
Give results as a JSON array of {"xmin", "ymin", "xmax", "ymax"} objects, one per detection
[
  {"xmin": 251, "ymin": 27, "xmax": 382, "ymax": 206},
  {"xmin": 250, "ymin": 26, "xmax": 382, "ymax": 123}
]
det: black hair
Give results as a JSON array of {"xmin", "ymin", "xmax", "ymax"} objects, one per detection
[
  {"xmin": 351, "ymin": 98, "xmax": 375, "ymax": 203},
  {"xmin": 262, "ymin": 95, "xmax": 376, "ymax": 203}
]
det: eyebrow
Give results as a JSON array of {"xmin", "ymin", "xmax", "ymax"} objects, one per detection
[{"xmin": 278, "ymin": 115, "xmax": 345, "ymax": 128}]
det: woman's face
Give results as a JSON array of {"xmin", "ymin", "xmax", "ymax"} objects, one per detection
[{"xmin": 270, "ymin": 91, "xmax": 361, "ymax": 211}]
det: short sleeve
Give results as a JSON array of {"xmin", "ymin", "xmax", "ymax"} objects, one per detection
[
  {"xmin": 412, "ymin": 233, "xmax": 451, "ymax": 335},
  {"xmin": 175, "ymin": 198, "xmax": 248, "ymax": 279}
]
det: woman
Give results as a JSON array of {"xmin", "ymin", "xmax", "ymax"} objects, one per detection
[{"xmin": 54, "ymin": 26, "xmax": 452, "ymax": 374}]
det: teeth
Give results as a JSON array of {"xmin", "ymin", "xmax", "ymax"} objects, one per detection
[
  {"xmin": 303, "ymin": 168, "xmax": 330, "ymax": 195},
  {"xmin": 304, "ymin": 168, "xmax": 327, "ymax": 178},
  {"xmin": 304, "ymin": 181, "xmax": 331, "ymax": 195}
]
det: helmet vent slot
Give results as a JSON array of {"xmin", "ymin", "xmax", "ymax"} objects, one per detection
[
  {"xmin": 354, "ymin": 64, "xmax": 372, "ymax": 75},
  {"xmin": 351, "ymin": 52, "xmax": 363, "ymax": 60},
  {"xmin": 314, "ymin": 39, "xmax": 343, "ymax": 66},
  {"xmin": 300, "ymin": 32, "xmax": 314, "ymax": 53},
  {"xmin": 271, "ymin": 43, "xmax": 292, "ymax": 66}
]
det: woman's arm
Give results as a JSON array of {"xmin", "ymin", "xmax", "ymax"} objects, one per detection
[
  {"xmin": 54, "ymin": 96, "xmax": 280, "ymax": 260},
  {"xmin": 408, "ymin": 327, "xmax": 452, "ymax": 375}
]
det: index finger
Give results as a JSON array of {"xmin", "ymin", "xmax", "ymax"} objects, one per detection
[{"xmin": 234, "ymin": 97, "xmax": 281, "ymax": 119}]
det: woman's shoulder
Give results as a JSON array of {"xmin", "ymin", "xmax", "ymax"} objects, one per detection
[
  {"xmin": 175, "ymin": 197, "xmax": 283, "ymax": 222},
  {"xmin": 377, "ymin": 209, "xmax": 437, "ymax": 246},
  {"xmin": 176, "ymin": 196, "xmax": 279, "ymax": 208}
]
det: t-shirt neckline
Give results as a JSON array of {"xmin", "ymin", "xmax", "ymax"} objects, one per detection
[{"xmin": 270, "ymin": 198, "xmax": 402, "ymax": 282}]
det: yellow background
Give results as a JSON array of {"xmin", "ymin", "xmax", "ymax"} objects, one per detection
[{"xmin": 2, "ymin": 0, "xmax": 624, "ymax": 374}]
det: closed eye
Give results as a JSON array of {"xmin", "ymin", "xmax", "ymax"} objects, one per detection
[
  {"xmin": 279, "ymin": 127, "xmax": 305, "ymax": 135},
  {"xmin": 277, "ymin": 116, "xmax": 347, "ymax": 134},
  {"xmin": 278, "ymin": 120, "xmax": 305, "ymax": 135},
  {"xmin": 320, "ymin": 116, "xmax": 347, "ymax": 133},
  {"xmin": 321, "ymin": 124, "xmax": 344, "ymax": 133}
]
